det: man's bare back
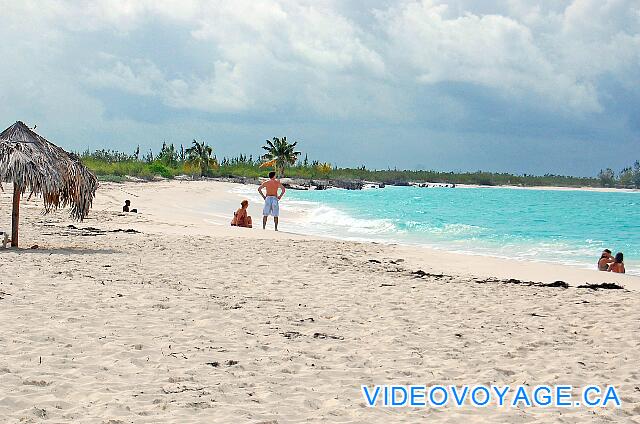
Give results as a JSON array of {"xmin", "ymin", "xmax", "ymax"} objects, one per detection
[{"xmin": 261, "ymin": 178, "xmax": 283, "ymax": 197}]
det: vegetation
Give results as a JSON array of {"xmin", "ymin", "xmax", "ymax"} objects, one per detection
[
  {"xmin": 260, "ymin": 136, "xmax": 301, "ymax": 177},
  {"xmin": 317, "ymin": 162, "xmax": 332, "ymax": 178},
  {"xmin": 598, "ymin": 161, "xmax": 640, "ymax": 188},
  {"xmin": 597, "ymin": 168, "xmax": 616, "ymax": 188},
  {"xmin": 185, "ymin": 140, "xmax": 218, "ymax": 176},
  {"xmin": 78, "ymin": 140, "xmax": 640, "ymax": 189}
]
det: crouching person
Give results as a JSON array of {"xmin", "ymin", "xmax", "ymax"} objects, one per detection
[{"xmin": 231, "ymin": 200, "xmax": 253, "ymax": 228}]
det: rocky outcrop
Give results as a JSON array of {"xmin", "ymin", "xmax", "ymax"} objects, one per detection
[
  {"xmin": 210, "ymin": 176, "xmax": 261, "ymax": 185},
  {"xmin": 329, "ymin": 179, "xmax": 364, "ymax": 190},
  {"xmin": 281, "ymin": 178, "xmax": 363, "ymax": 190},
  {"xmin": 209, "ymin": 176, "xmax": 367, "ymax": 190}
]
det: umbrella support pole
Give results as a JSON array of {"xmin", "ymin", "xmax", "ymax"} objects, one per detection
[{"xmin": 11, "ymin": 183, "xmax": 19, "ymax": 247}]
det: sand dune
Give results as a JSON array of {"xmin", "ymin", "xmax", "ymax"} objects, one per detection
[{"xmin": 0, "ymin": 181, "xmax": 638, "ymax": 423}]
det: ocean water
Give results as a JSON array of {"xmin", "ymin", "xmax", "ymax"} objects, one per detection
[{"xmin": 276, "ymin": 186, "xmax": 640, "ymax": 275}]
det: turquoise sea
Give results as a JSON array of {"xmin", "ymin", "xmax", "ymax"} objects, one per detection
[{"xmin": 281, "ymin": 186, "xmax": 640, "ymax": 275}]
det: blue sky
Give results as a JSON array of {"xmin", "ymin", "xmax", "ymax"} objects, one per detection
[{"xmin": 1, "ymin": 0, "xmax": 638, "ymax": 176}]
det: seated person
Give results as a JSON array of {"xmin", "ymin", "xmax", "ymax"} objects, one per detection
[
  {"xmin": 598, "ymin": 249, "xmax": 614, "ymax": 271},
  {"xmin": 608, "ymin": 252, "xmax": 625, "ymax": 273},
  {"xmin": 123, "ymin": 200, "xmax": 137, "ymax": 213},
  {"xmin": 231, "ymin": 200, "xmax": 252, "ymax": 228}
]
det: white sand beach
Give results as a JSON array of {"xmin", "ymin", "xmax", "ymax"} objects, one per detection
[{"xmin": 1, "ymin": 180, "xmax": 639, "ymax": 423}]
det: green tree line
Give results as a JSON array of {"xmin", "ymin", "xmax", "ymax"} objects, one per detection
[
  {"xmin": 598, "ymin": 161, "xmax": 640, "ymax": 188},
  {"xmin": 79, "ymin": 137, "xmax": 637, "ymax": 189}
]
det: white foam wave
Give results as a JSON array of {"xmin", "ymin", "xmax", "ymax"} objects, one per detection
[
  {"xmin": 303, "ymin": 205, "xmax": 396, "ymax": 235},
  {"xmin": 280, "ymin": 200, "xmax": 321, "ymax": 213},
  {"xmin": 404, "ymin": 221, "xmax": 485, "ymax": 236},
  {"xmin": 229, "ymin": 185, "xmax": 257, "ymax": 195}
]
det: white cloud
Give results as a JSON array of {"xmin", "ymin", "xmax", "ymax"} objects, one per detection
[
  {"xmin": 67, "ymin": 0, "xmax": 389, "ymax": 117},
  {"xmin": 185, "ymin": 1, "xmax": 388, "ymax": 116},
  {"xmin": 167, "ymin": 61, "xmax": 252, "ymax": 112},
  {"xmin": 56, "ymin": 0, "xmax": 636, "ymax": 118},
  {"xmin": 558, "ymin": 0, "xmax": 640, "ymax": 82},
  {"xmin": 0, "ymin": 0, "xmax": 638, "ymax": 154},
  {"xmin": 84, "ymin": 60, "xmax": 167, "ymax": 96},
  {"xmin": 376, "ymin": 1, "xmax": 606, "ymax": 113}
]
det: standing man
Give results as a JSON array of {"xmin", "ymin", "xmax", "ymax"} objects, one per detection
[{"xmin": 258, "ymin": 171, "xmax": 286, "ymax": 231}]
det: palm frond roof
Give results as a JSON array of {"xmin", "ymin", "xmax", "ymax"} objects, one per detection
[{"xmin": 0, "ymin": 121, "xmax": 97, "ymax": 220}]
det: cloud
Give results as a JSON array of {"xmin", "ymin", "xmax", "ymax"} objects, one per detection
[
  {"xmin": 167, "ymin": 61, "xmax": 252, "ymax": 112},
  {"xmin": 85, "ymin": 59, "xmax": 167, "ymax": 96},
  {"xmin": 68, "ymin": 0, "xmax": 639, "ymax": 118},
  {"xmin": 73, "ymin": 1, "xmax": 390, "ymax": 118},
  {"xmin": 33, "ymin": 0, "xmax": 638, "ymax": 117},
  {"xmin": 376, "ymin": 1, "xmax": 606, "ymax": 113},
  {"xmin": 0, "ymin": 0, "xmax": 638, "ymax": 174}
]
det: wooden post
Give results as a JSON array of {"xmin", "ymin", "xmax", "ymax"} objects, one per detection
[{"xmin": 11, "ymin": 183, "xmax": 20, "ymax": 247}]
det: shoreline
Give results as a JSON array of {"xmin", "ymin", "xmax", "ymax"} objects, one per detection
[
  {"xmin": 3, "ymin": 179, "xmax": 637, "ymax": 289},
  {"xmin": 111, "ymin": 175, "xmax": 640, "ymax": 194},
  {"xmin": 226, "ymin": 181, "xmax": 640, "ymax": 286},
  {"xmin": 90, "ymin": 180, "xmax": 640, "ymax": 290}
]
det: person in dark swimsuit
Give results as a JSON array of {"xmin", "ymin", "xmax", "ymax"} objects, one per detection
[{"xmin": 123, "ymin": 200, "xmax": 138, "ymax": 213}]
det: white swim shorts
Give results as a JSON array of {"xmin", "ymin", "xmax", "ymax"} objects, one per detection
[{"xmin": 263, "ymin": 196, "xmax": 280, "ymax": 217}]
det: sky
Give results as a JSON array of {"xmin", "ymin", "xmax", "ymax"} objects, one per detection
[{"xmin": 1, "ymin": 0, "xmax": 639, "ymax": 176}]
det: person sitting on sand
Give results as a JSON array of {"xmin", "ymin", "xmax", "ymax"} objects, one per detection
[
  {"xmin": 608, "ymin": 252, "xmax": 625, "ymax": 273},
  {"xmin": 598, "ymin": 249, "xmax": 614, "ymax": 271},
  {"xmin": 123, "ymin": 200, "xmax": 137, "ymax": 213},
  {"xmin": 258, "ymin": 171, "xmax": 286, "ymax": 231},
  {"xmin": 231, "ymin": 200, "xmax": 253, "ymax": 228}
]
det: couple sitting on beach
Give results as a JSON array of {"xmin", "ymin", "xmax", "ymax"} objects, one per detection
[
  {"xmin": 231, "ymin": 171, "xmax": 286, "ymax": 230},
  {"xmin": 598, "ymin": 249, "xmax": 625, "ymax": 273}
]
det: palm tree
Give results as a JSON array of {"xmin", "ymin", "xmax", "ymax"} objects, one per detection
[
  {"xmin": 261, "ymin": 136, "xmax": 301, "ymax": 177},
  {"xmin": 185, "ymin": 139, "xmax": 217, "ymax": 177}
]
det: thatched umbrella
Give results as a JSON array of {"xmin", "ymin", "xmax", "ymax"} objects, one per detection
[{"xmin": 0, "ymin": 121, "xmax": 98, "ymax": 247}]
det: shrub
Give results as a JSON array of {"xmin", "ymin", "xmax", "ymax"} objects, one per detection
[{"xmin": 149, "ymin": 162, "xmax": 174, "ymax": 179}]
